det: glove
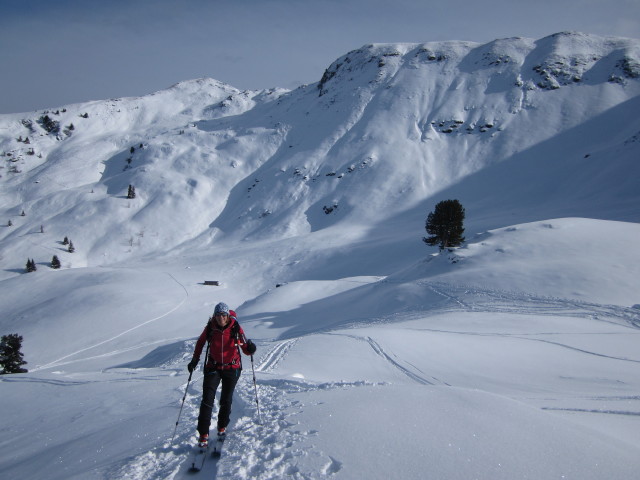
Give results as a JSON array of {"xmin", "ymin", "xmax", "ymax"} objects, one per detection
[
  {"xmin": 187, "ymin": 359, "xmax": 198, "ymax": 373},
  {"xmin": 246, "ymin": 340, "xmax": 257, "ymax": 355}
]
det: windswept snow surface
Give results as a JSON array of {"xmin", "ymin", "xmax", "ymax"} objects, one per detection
[{"xmin": 1, "ymin": 32, "xmax": 640, "ymax": 479}]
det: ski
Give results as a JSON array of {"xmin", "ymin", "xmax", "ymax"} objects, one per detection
[
  {"xmin": 211, "ymin": 432, "xmax": 226, "ymax": 458},
  {"xmin": 189, "ymin": 442, "xmax": 210, "ymax": 472}
]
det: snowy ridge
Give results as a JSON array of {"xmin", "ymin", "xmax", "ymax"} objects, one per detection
[
  {"xmin": 1, "ymin": 32, "xmax": 640, "ymax": 479},
  {"xmin": 1, "ymin": 32, "xmax": 639, "ymax": 265}
]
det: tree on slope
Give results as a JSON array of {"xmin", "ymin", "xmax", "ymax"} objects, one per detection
[
  {"xmin": 423, "ymin": 199, "xmax": 466, "ymax": 250},
  {"xmin": 25, "ymin": 258, "xmax": 37, "ymax": 273},
  {"xmin": 0, "ymin": 334, "xmax": 28, "ymax": 374}
]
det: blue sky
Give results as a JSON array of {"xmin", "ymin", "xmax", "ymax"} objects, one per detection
[{"xmin": 1, "ymin": 0, "xmax": 639, "ymax": 113}]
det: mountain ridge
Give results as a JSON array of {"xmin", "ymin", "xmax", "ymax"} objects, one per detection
[{"xmin": 1, "ymin": 31, "xmax": 639, "ymax": 272}]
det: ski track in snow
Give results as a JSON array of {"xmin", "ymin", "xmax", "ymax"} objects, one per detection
[
  {"xmin": 423, "ymin": 282, "xmax": 640, "ymax": 331},
  {"xmin": 111, "ymin": 282, "xmax": 640, "ymax": 479},
  {"xmin": 31, "ymin": 272, "xmax": 189, "ymax": 372},
  {"xmin": 255, "ymin": 339, "xmax": 299, "ymax": 373},
  {"xmin": 327, "ymin": 332, "xmax": 448, "ymax": 386},
  {"xmin": 541, "ymin": 407, "xmax": 640, "ymax": 417},
  {"xmin": 419, "ymin": 283, "xmax": 640, "ymax": 363},
  {"xmin": 363, "ymin": 335, "xmax": 436, "ymax": 384},
  {"xmin": 114, "ymin": 340, "xmax": 351, "ymax": 479}
]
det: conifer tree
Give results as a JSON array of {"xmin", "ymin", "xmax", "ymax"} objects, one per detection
[
  {"xmin": 423, "ymin": 199, "xmax": 466, "ymax": 250},
  {"xmin": 25, "ymin": 259, "xmax": 37, "ymax": 272},
  {"xmin": 127, "ymin": 185, "xmax": 136, "ymax": 199},
  {"xmin": 0, "ymin": 334, "xmax": 28, "ymax": 374},
  {"xmin": 68, "ymin": 241, "xmax": 75, "ymax": 253},
  {"xmin": 51, "ymin": 255, "xmax": 61, "ymax": 269}
]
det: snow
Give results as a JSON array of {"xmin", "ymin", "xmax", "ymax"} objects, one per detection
[{"xmin": 1, "ymin": 32, "xmax": 640, "ymax": 479}]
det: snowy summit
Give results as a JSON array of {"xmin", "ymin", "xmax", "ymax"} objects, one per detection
[{"xmin": 1, "ymin": 32, "xmax": 640, "ymax": 479}]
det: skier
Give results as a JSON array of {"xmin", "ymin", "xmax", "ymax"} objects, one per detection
[{"xmin": 187, "ymin": 302, "xmax": 257, "ymax": 447}]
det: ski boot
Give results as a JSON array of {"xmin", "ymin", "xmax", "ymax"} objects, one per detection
[{"xmin": 197, "ymin": 433, "xmax": 209, "ymax": 448}]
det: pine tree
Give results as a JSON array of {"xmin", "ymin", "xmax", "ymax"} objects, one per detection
[
  {"xmin": 25, "ymin": 259, "xmax": 37, "ymax": 272},
  {"xmin": 127, "ymin": 185, "xmax": 136, "ymax": 199},
  {"xmin": 68, "ymin": 241, "xmax": 75, "ymax": 253},
  {"xmin": 423, "ymin": 199, "xmax": 466, "ymax": 250},
  {"xmin": 0, "ymin": 334, "xmax": 28, "ymax": 374},
  {"xmin": 63, "ymin": 236, "xmax": 69, "ymax": 245},
  {"xmin": 38, "ymin": 114, "xmax": 60, "ymax": 134},
  {"xmin": 51, "ymin": 255, "xmax": 61, "ymax": 269}
]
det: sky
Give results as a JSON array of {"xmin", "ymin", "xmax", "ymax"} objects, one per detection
[{"xmin": 1, "ymin": 0, "xmax": 639, "ymax": 114}]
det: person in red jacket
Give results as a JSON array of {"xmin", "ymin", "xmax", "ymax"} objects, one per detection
[{"xmin": 188, "ymin": 302, "xmax": 256, "ymax": 447}]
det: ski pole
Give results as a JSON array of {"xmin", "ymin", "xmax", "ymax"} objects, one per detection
[
  {"xmin": 250, "ymin": 355, "xmax": 262, "ymax": 424},
  {"xmin": 170, "ymin": 370, "xmax": 192, "ymax": 446}
]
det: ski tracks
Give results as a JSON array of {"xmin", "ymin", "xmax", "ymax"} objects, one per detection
[
  {"xmin": 217, "ymin": 380, "xmax": 328, "ymax": 479},
  {"xmin": 255, "ymin": 338, "xmax": 298, "ymax": 373},
  {"xmin": 219, "ymin": 339, "xmax": 343, "ymax": 479},
  {"xmin": 422, "ymin": 282, "xmax": 640, "ymax": 363},
  {"xmin": 115, "ymin": 339, "xmax": 341, "ymax": 479},
  {"xmin": 33, "ymin": 272, "xmax": 189, "ymax": 372},
  {"xmin": 342, "ymin": 334, "xmax": 447, "ymax": 386},
  {"xmin": 424, "ymin": 282, "xmax": 640, "ymax": 331}
]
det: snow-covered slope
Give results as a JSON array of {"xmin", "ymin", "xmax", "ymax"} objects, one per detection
[
  {"xmin": 1, "ymin": 32, "xmax": 639, "ymax": 269},
  {"xmin": 1, "ymin": 32, "xmax": 639, "ymax": 479}
]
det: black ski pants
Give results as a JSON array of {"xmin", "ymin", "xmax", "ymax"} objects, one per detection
[{"xmin": 197, "ymin": 368, "xmax": 240, "ymax": 435}]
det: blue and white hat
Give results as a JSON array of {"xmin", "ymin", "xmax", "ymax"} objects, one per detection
[{"xmin": 214, "ymin": 302, "xmax": 230, "ymax": 315}]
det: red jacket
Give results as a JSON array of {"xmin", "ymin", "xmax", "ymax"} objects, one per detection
[{"xmin": 192, "ymin": 314, "xmax": 251, "ymax": 370}]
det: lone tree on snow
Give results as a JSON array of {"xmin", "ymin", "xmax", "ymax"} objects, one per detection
[
  {"xmin": 51, "ymin": 255, "xmax": 61, "ymax": 269},
  {"xmin": 0, "ymin": 333, "xmax": 28, "ymax": 374},
  {"xmin": 127, "ymin": 184, "xmax": 136, "ymax": 199},
  {"xmin": 423, "ymin": 199, "xmax": 466, "ymax": 250},
  {"xmin": 25, "ymin": 258, "xmax": 37, "ymax": 273}
]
